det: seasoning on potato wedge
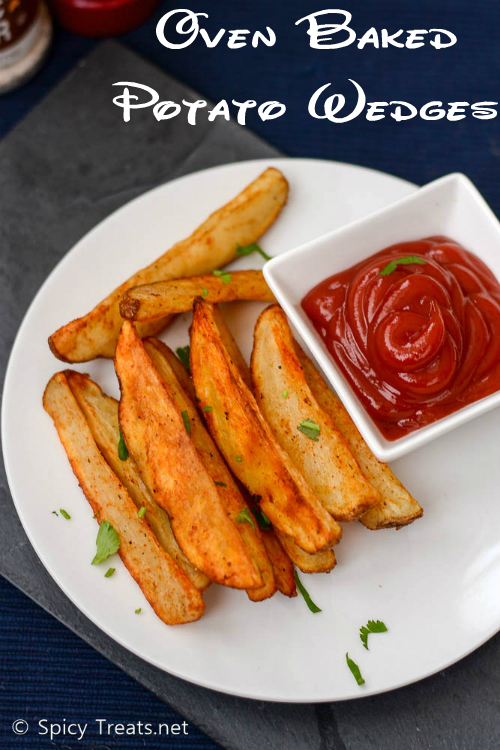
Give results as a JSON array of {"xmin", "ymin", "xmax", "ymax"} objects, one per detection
[
  {"xmin": 294, "ymin": 342, "xmax": 423, "ymax": 529},
  {"xmin": 252, "ymin": 305, "xmax": 380, "ymax": 521},
  {"xmin": 49, "ymin": 167, "xmax": 289, "ymax": 363},
  {"xmin": 43, "ymin": 371, "xmax": 205, "ymax": 625},
  {"xmin": 115, "ymin": 320, "xmax": 262, "ymax": 590},
  {"xmin": 64, "ymin": 369, "xmax": 210, "ymax": 591},
  {"xmin": 190, "ymin": 298, "xmax": 341, "ymax": 554},
  {"xmin": 143, "ymin": 337, "xmax": 276, "ymax": 602},
  {"xmin": 120, "ymin": 271, "xmax": 275, "ymax": 322}
]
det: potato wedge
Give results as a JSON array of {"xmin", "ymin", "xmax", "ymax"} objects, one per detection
[
  {"xmin": 259, "ymin": 529, "xmax": 297, "ymax": 596},
  {"xmin": 294, "ymin": 343, "xmax": 423, "ymax": 529},
  {"xmin": 252, "ymin": 305, "xmax": 380, "ymax": 521},
  {"xmin": 43, "ymin": 372, "xmax": 205, "ymax": 625},
  {"xmin": 190, "ymin": 299, "xmax": 341, "ymax": 554},
  {"xmin": 115, "ymin": 321, "xmax": 262, "ymax": 590},
  {"xmin": 212, "ymin": 306, "xmax": 253, "ymax": 390},
  {"xmin": 121, "ymin": 271, "xmax": 275, "ymax": 322},
  {"xmin": 276, "ymin": 532, "xmax": 336, "ymax": 574},
  {"xmin": 49, "ymin": 167, "xmax": 289, "ymax": 362},
  {"xmin": 64, "ymin": 370, "xmax": 210, "ymax": 591},
  {"xmin": 143, "ymin": 338, "xmax": 275, "ymax": 602},
  {"xmin": 146, "ymin": 339, "xmax": 198, "ymax": 404}
]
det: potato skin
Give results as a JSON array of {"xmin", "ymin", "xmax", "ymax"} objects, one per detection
[
  {"xmin": 251, "ymin": 305, "xmax": 380, "ymax": 522},
  {"xmin": 190, "ymin": 299, "xmax": 341, "ymax": 554}
]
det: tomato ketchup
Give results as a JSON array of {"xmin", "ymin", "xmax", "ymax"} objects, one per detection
[{"xmin": 302, "ymin": 237, "xmax": 500, "ymax": 440}]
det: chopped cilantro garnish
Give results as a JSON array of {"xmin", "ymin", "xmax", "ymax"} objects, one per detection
[
  {"xmin": 236, "ymin": 506, "xmax": 256, "ymax": 531},
  {"xmin": 203, "ymin": 405, "xmax": 213, "ymax": 412},
  {"xmin": 135, "ymin": 608, "xmax": 142, "ymax": 614},
  {"xmin": 176, "ymin": 345, "xmax": 190, "ymax": 373},
  {"xmin": 118, "ymin": 428, "xmax": 128, "ymax": 461},
  {"xmin": 91, "ymin": 521, "xmax": 120, "ymax": 565},
  {"xmin": 181, "ymin": 410, "xmax": 191, "ymax": 435},
  {"xmin": 235, "ymin": 455, "xmax": 242, "ymax": 462},
  {"xmin": 213, "ymin": 269, "xmax": 232, "ymax": 284},
  {"xmin": 379, "ymin": 256, "xmax": 427, "ymax": 276},
  {"xmin": 346, "ymin": 653, "xmax": 365, "ymax": 686},
  {"xmin": 359, "ymin": 620, "xmax": 388, "ymax": 650},
  {"xmin": 137, "ymin": 506, "xmax": 147, "ymax": 518},
  {"xmin": 201, "ymin": 287, "xmax": 209, "ymax": 298},
  {"xmin": 297, "ymin": 419, "xmax": 320, "ymax": 441},
  {"xmin": 60, "ymin": 509, "xmax": 71, "ymax": 520},
  {"xmin": 282, "ymin": 389, "xmax": 288, "ymax": 399},
  {"xmin": 52, "ymin": 511, "xmax": 58, "ymax": 516},
  {"xmin": 105, "ymin": 567, "xmax": 115, "ymax": 578},
  {"xmin": 235, "ymin": 242, "xmax": 272, "ymax": 262},
  {"xmin": 214, "ymin": 481, "xmax": 227, "ymax": 488},
  {"xmin": 251, "ymin": 506, "xmax": 272, "ymax": 531},
  {"xmin": 294, "ymin": 571, "xmax": 322, "ymax": 613}
]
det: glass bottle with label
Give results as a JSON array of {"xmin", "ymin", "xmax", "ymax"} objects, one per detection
[{"xmin": 0, "ymin": 0, "xmax": 52, "ymax": 94}]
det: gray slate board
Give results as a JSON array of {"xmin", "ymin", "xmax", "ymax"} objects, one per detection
[{"xmin": 1, "ymin": 40, "xmax": 499, "ymax": 750}]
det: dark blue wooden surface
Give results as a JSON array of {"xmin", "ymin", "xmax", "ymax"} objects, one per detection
[{"xmin": 1, "ymin": 1, "xmax": 498, "ymax": 748}]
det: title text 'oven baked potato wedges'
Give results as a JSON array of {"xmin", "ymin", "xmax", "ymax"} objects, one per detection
[
  {"xmin": 251, "ymin": 305, "xmax": 380, "ymax": 521},
  {"xmin": 43, "ymin": 372, "xmax": 205, "ymax": 625},
  {"xmin": 190, "ymin": 298, "xmax": 341, "ymax": 554},
  {"xmin": 115, "ymin": 320, "xmax": 262, "ymax": 590},
  {"xmin": 120, "ymin": 271, "xmax": 275, "ymax": 322},
  {"xmin": 294, "ymin": 343, "xmax": 423, "ymax": 529},
  {"xmin": 144, "ymin": 337, "xmax": 276, "ymax": 602},
  {"xmin": 49, "ymin": 167, "xmax": 289, "ymax": 363},
  {"xmin": 64, "ymin": 370, "xmax": 210, "ymax": 591}
]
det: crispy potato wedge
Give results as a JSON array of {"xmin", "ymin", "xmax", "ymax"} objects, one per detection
[
  {"xmin": 64, "ymin": 370, "xmax": 210, "ymax": 591},
  {"xmin": 252, "ymin": 305, "xmax": 380, "ymax": 521},
  {"xmin": 259, "ymin": 529, "xmax": 297, "ymax": 596},
  {"xmin": 295, "ymin": 343, "xmax": 423, "ymax": 529},
  {"xmin": 190, "ymin": 299, "xmax": 341, "ymax": 554},
  {"xmin": 143, "ymin": 338, "xmax": 275, "ymax": 602},
  {"xmin": 121, "ymin": 271, "xmax": 275, "ymax": 322},
  {"xmin": 49, "ymin": 167, "xmax": 289, "ymax": 362},
  {"xmin": 212, "ymin": 307, "xmax": 333, "ymax": 574},
  {"xmin": 146, "ymin": 338, "xmax": 198, "ymax": 404},
  {"xmin": 276, "ymin": 532, "xmax": 336, "ymax": 574},
  {"xmin": 115, "ymin": 321, "xmax": 262, "ymax": 590},
  {"xmin": 43, "ymin": 372, "xmax": 205, "ymax": 625}
]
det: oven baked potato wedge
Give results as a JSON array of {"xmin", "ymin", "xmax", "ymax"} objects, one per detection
[
  {"xmin": 120, "ymin": 271, "xmax": 275, "ymax": 322},
  {"xmin": 190, "ymin": 299, "xmax": 341, "ymax": 554},
  {"xmin": 43, "ymin": 372, "xmax": 205, "ymax": 625},
  {"xmin": 64, "ymin": 369, "xmax": 210, "ymax": 591},
  {"xmin": 259, "ymin": 529, "xmax": 297, "ymax": 596},
  {"xmin": 252, "ymin": 305, "xmax": 380, "ymax": 521},
  {"xmin": 49, "ymin": 167, "xmax": 289, "ymax": 362},
  {"xmin": 115, "ymin": 321, "xmax": 262, "ymax": 590},
  {"xmin": 294, "ymin": 342, "xmax": 423, "ymax": 529},
  {"xmin": 275, "ymin": 532, "xmax": 336, "ymax": 574},
  {"xmin": 143, "ymin": 338, "xmax": 276, "ymax": 602}
]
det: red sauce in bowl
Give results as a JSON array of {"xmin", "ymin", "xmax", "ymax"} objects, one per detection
[{"xmin": 302, "ymin": 237, "xmax": 500, "ymax": 440}]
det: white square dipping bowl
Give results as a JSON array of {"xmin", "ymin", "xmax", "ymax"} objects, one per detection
[{"xmin": 264, "ymin": 173, "xmax": 500, "ymax": 461}]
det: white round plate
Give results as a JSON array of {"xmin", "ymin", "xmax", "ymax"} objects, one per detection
[{"xmin": 3, "ymin": 158, "xmax": 500, "ymax": 703}]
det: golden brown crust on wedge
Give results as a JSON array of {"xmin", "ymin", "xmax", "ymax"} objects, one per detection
[
  {"xmin": 190, "ymin": 299, "xmax": 341, "ymax": 554},
  {"xmin": 252, "ymin": 305, "xmax": 380, "ymax": 521},
  {"xmin": 211, "ymin": 307, "xmax": 253, "ymax": 390},
  {"xmin": 294, "ymin": 343, "xmax": 423, "ymax": 529},
  {"xmin": 260, "ymin": 530, "xmax": 297, "ymax": 596},
  {"xmin": 49, "ymin": 168, "xmax": 288, "ymax": 363},
  {"xmin": 64, "ymin": 370, "xmax": 210, "ymax": 592},
  {"xmin": 43, "ymin": 372, "xmax": 205, "ymax": 625},
  {"xmin": 146, "ymin": 339, "xmax": 198, "ymax": 404},
  {"xmin": 276, "ymin": 532, "xmax": 336, "ymax": 574},
  {"xmin": 115, "ymin": 321, "xmax": 262, "ymax": 590},
  {"xmin": 121, "ymin": 271, "xmax": 275, "ymax": 322},
  {"xmin": 143, "ymin": 339, "xmax": 275, "ymax": 602}
]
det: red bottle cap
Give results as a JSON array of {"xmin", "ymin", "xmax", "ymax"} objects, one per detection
[{"xmin": 49, "ymin": 0, "xmax": 161, "ymax": 37}]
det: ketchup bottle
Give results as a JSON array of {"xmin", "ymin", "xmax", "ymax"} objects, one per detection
[{"xmin": 49, "ymin": 0, "xmax": 161, "ymax": 37}]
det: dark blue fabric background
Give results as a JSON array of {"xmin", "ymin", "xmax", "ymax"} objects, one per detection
[{"xmin": 1, "ymin": 1, "xmax": 499, "ymax": 748}]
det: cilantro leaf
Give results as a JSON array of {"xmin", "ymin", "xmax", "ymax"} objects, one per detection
[
  {"xmin": 203, "ymin": 405, "xmax": 213, "ymax": 412},
  {"xmin": 137, "ymin": 506, "xmax": 147, "ymax": 518},
  {"xmin": 201, "ymin": 287, "xmax": 208, "ymax": 298},
  {"xmin": 380, "ymin": 256, "xmax": 427, "ymax": 276},
  {"xmin": 118, "ymin": 428, "xmax": 128, "ymax": 461},
  {"xmin": 213, "ymin": 269, "xmax": 232, "ymax": 284},
  {"xmin": 52, "ymin": 510, "xmax": 58, "ymax": 516},
  {"xmin": 346, "ymin": 653, "xmax": 365, "ymax": 686},
  {"xmin": 91, "ymin": 521, "xmax": 120, "ymax": 565},
  {"xmin": 135, "ymin": 608, "xmax": 142, "ymax": 614},
  {"xmin": 235, "ymin": 455, "xmax": 242, "ymax": 462},
  {"xmin": 235, "ymin": 242, "xmax": 272, "ymax": 262},
  {"xmin": 181, "ymin": 410, "xmax": 191, "ymax": 435},
  {"xmin": 250, "ymin": 506, "xmax": 272, "ymax": 531},
  {"xmin": 359, "ymin": 619, "xmax": 388, "ymax": 650},
  {"xmin": 294, "ymin": 571, "xmax": 321, "ymax": 613},
  {"xmin": 176, "ymin": 345, "xmax": 191, "ymax": 373},
  {"xmin": 236, "ymin": 506, "xmax": 256, "ymax": 531},
  {"xmin": 282, "ymin": 389, "xmax": 288, "ymax": 399},
  {"xmin": 60, "ymin": 509, "xmax": 71, "ymax": 520},
  {"xmin": 298, "ymin": 419, "xmax": 320, "ymax": 441},
  {"xmin": 105, "ymin": 567, "xmax": 115, "ymax": 578},
  {"xmin": 214, "ymin": 481, "xmax": 227, "ymax": 487}
]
